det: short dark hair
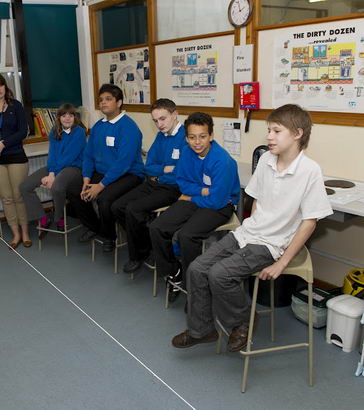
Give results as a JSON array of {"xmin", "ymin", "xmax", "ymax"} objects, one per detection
[
  {"xmin": 267, "ymin": 104, "xmax": 312, "ymax": 150},
  {"xmin": 150, "ymin": 98, "xmax": 176, "ymax": 113},
  {"xmin": 98, "ymin": 84, "xmax": 123, "ymax": 103},
  {"xmin": 184, "ymin": 112, "xmax": 214, "ymax": 135}
]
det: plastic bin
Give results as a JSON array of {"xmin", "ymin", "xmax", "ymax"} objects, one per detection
[{"xmin": 326, "ymin": 294, "xmax": 364, "ymax": 353}]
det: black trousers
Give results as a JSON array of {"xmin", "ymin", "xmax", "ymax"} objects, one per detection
[
  {"xmin": 149, "ymin": 200, "xmax": 234, "ymax": 287},
  {"xmin": 67, "ymin": 172, "xmax": 143, "ymax": 240},
  {"xmin": 111, "ymin": 179, "xmax": 180, "ymax": 261}
]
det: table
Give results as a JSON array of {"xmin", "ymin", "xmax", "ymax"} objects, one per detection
[{"xmin": 237, "ymin": 162, "xmax": 364, "ymax": 221}]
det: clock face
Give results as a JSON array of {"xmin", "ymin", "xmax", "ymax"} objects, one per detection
[{"xmin": 228, "ymin": 0, "xmax": 252, "ymax": 27}]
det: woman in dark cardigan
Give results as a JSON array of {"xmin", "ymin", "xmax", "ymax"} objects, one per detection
[{"xmin": 0, "ymin": 74, "xmax": 31, "ymax": 248}]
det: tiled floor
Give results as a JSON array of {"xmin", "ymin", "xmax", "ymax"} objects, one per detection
[{"xmin": 0, "ymin": 224, "xmax": 362, "ymax": 410}]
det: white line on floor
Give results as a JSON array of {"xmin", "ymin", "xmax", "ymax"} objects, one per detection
[{"xmin": 2, "ymin": 239, "xmax": 196, "ymax": 410}]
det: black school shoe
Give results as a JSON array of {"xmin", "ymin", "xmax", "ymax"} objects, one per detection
[
  {"xmin": 144, "ymin": 253, "xmax": 156, "ymax": 270},
  {"xmin": 78, "ymin": 229, "xmax": 97, "ymax": 243},
  {"xmin": 123, "ymin": 259, "xmax": 143, "ymax": 273},
  {"xmin": 102, "ymin": 239, "xmax": 115, "ymax": 253},
  {"xmin": 167, "ymin": 267, "xmax": 183, "ymax": 304}
]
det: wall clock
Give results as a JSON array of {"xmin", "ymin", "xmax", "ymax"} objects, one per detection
[{"xmin": 228, "ymin": 0, "xmax": 253, "ymax": 27}]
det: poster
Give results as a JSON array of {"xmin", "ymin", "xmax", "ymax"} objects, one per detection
[
  {"xmin": 156, "ymin": 35, "xmax": 235, "ymax": 108},
  {"xmin": 272, "ymin": 20, "xmax": 364, "ymax": 113},
  {"xmin": 171, "ymin": 45, "xmax": 218, "ymax": 106},
  {"xmin": 98, "ymin": 47, "xmax": 150, "ymax": 105}
]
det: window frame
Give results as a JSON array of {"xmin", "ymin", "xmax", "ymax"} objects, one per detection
[{"xmin": 89, "ymin": 0, "xmax": 240, "ymax": 118}]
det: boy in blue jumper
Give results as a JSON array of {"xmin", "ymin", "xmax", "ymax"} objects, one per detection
[
  {"xmin": 111, "ymin": 99, "xmax": 187, "ymax": 273},
  {"xmin": 149, "ymin": 112, "xmax": 240, "ymax": 302},
  {"xmin": 172, "ymin": 104, "xmax": 333, "ymax": 351},
  {"xmin": 67, "ymin": 84, "xmax": 144, "ymax": 252}
]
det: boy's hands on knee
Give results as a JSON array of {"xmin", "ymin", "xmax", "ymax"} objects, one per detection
[
  {"xmin": 259, "ymin": 261, "xmax": 285, "ymax": 280},
  {"xmin": 82, "ymin": 183, "xmax": 104, "ymax": 201},
  {"xmin": 179, "ymin": 194, "xmax": 191, "ymax": 201}
]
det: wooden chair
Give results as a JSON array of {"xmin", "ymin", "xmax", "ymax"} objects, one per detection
[
  {"xmin": 217, "ymin": 246, "xmax": 314, "ymax": 393},
  {"xmin": 38, "ymin": 203, "xmax": 81, "ymax": 256},
  {"xmin": 165, "ymin": 211, "xmax": 241, "ymax": 307}
]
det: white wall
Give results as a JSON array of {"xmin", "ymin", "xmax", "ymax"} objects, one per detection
[{"xmin": 76, "ymin": 3, "xmax": 364, "ymax": 287}]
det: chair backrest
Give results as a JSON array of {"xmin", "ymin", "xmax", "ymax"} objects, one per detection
[
  {"xmin": 283, "ymin": 246, "xmax": 313, "ymax": 284},
  {"xmin": 252, "ymin": 145, "xmax": 269, "ymax": 174}
]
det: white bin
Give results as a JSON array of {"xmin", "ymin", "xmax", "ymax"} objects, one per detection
[{"xmin": 326, "ymin": 294, "xmax": 364, "ymax": 353}]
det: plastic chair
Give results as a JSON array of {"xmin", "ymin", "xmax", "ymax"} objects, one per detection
[
  {"xmin": 165, "ymin": 212, "xmax": 241, "ymax": 307},
  {"xmin": 38, "ymin": 203, "xmax": 82, "ymax": 256},
  {"xmin": 217, "ymin": 246, "xmax": 314, "ymax": 392}
]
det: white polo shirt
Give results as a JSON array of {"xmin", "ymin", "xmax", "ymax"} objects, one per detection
[{"xmin": 233, "ymin": 151, "xmax": 333, "ymax": 260}]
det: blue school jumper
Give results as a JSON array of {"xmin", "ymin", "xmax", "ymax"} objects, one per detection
[
  {"xmin": 83, "ymin": 113, "xmax": 144, "ymax": 186},
  {"xmin": 144, "ymin": 125, "xmax": 187, "ymax": 185},
  {"xmin": 47, "ymin": 126, "xmax": 86, "ymax": 175},
  {"xmin": 176, "ymin": 141, "xmax": 240, "ymax": 210}
]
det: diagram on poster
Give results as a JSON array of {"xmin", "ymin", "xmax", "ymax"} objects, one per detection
[
  {"xmin": 100, "ymin": 47, "xmax": 150, "ymax": 105},
  {"xmin": 272, "ymin": 20, "xmax": 364, "ymax": 112},
  {"xmin": 171, "ymin": 46, "xmax": 218, "ymax": 106},
  {"xmin": 156, "ymin": 35, "xmax": 234, "ymax": 108}
]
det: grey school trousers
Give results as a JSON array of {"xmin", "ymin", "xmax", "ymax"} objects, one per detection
[
  {"xmin": 20, "ymin": 166, "xmax": 82, "ymax": 222},
  {"xmin": 186, "ymin": 232, "xmax": 275, "ymax": 339}
]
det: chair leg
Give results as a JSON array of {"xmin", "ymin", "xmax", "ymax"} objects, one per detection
[
  {"xmin": 91, "ymin": 240, "xmax": 95, "ymax": 262},
  {"xmin": 64, "ymin": 232, "xmax": 68, "ymax": 256},
  {"xmin": 114, "ymin": 247, "xmax": 118, "ymax": 274},
  {"xmin": 38, "ymin": 221, "xmax": 42, "ymax": 251},
  {"xmin": 308, "ymin": 282, "xmax": 314, "ymax": 386},
  {"xmin": 241, "ymin": 275, "xmax": 259, "ymax": 393},
  {"xmin": 153, "ymin": 267, "xmax": 157, "ymax": 297},
  {"xmin": 216, "ymin": 328, "xmax": 223, "ymax": 354},
  {"xmin": 165, "ymin": 280, "xmax": 170, "ymax": 308},
  {"xmin": 270, "ymin": 279, "xmax": 275, "ymax": 342},
  {"xmin": 63, "ymin": 205, "xmax": 68, "ymax": 257}
]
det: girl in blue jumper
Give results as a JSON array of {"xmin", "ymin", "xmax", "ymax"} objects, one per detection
[{"xmin": 20, "ymin": 104, "xmax": 86, "ymax": 236}]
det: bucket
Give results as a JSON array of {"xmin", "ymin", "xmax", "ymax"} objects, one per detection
[{"xmin": 343, "ymin": 269, "xmax": 364, "ymax": 298}]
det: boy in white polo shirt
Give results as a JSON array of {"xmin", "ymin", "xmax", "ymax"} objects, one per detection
[{"xmin": 172, "ymin": 104, "xmax": 333, "ymax": 351}]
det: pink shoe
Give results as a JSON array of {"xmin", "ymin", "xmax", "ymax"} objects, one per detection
[{"xmin": 57, "ymin": 218, "xmax": 65, "ymax": 232}]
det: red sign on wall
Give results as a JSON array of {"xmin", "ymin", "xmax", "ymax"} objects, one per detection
[{"xmin": 240, "ymin": 82, "xmax": 260, "ymax": 110}]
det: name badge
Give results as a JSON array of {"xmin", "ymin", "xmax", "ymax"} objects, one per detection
[
  {"xmin": 106, "ymin": 136, "xmax": 115, "ymax": 147},
  {"xmin": 203, "ymin": 174, "xmax": 211, "ymax": 186},
  {"xmin": 171, "ymin": 148, "xmax": 180, "ymax": 159}
]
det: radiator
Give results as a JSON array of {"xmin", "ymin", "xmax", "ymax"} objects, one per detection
[
  {"xmin": 29, "ymin": 155, "xmax": 52, "ymax": 203},
  {"xmin": 0, "ymin": 154, "xmax": 51, "ymax": 212}
]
